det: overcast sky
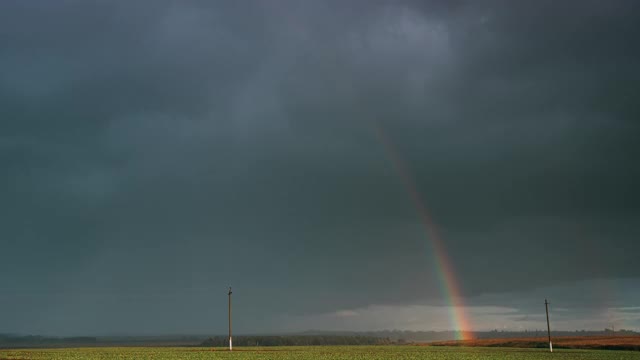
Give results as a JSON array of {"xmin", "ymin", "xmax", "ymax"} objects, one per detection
[{"xmin": 1, "ymin": 0, "xmax": 639, "ymax": 336}]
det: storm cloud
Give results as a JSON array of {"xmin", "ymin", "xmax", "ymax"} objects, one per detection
[{"xmin": 1, "ymin": 0, "xmax": 639, "ymax": 335}]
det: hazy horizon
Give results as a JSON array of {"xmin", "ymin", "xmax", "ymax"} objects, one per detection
[{"xmin": 4, "ymin": 327, "xmax": 637, "ymax": 339}]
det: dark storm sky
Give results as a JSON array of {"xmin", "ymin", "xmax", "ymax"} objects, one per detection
[{"xmin": 1, "ymin": 0, "xmax": 639, "ymax": 335}]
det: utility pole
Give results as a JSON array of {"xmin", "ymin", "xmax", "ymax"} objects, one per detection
[
  {"xmin": 545, "ymin": 299, "xmax": 552, "ymax": 353},
  {"xmin": 228, "ymin": 287, "xmax": 233, "ymax": 351}
]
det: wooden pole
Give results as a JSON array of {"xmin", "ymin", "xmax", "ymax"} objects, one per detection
[
  {"xmin": 545, "ymin": 299, "xmax": 552, "ymax": 352},
  {"xmin": 228, "ymin": 287, "xmax": 232, "ymax": 351}
]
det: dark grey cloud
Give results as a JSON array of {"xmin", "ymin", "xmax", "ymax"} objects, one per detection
[{"xmin": 1, "ymin": 0, "xmax": 639, "ymax": 334}]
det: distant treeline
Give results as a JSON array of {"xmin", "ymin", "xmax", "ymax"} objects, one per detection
[
  {"xmin": 296, "ymin": 329, "xmax": 639, "ymax": 343},
  {"xmin": 3, "ymin": 329, "xmax": 637, "ymax": 348},
  {"xmin": 200, "ymin": 335, "xmax": 392, "ymax": 346},
  {"xmin": 0, "ymin": 334, "xmax": 203, "ymax": 348},
  {"xmin": 0, "ymin": 334, "xmax": 97, "ymax": 347},
  {"xmin": 474, "ymin": 329, "xmax": 639, "ymax": 340}
]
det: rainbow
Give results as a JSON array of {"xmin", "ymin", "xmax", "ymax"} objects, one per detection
[{"xmin": 372, "ymin": 122, "xmax": 472, "ymax": 340}]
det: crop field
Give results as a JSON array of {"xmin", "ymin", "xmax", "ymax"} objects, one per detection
[
  {"xmin": 430, "ymin": 335, "xmax": 640, "ymax": 351},
  {"xmin": 1, "ymin": 346, "xmax": 639, "ymax": 360}
]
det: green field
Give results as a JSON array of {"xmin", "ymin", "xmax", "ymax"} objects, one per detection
[{"xmin": 1, "ymin": 346, "xmax": 638, "ymax": 360}]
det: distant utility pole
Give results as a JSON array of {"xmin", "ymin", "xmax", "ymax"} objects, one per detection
[
  {"xmin": 545, "ymin": 299, "xmax": 552, "ymax": 353},
  {"xmin": 228, "ymin": 287, "xmax": 233, "ymax": 351}
]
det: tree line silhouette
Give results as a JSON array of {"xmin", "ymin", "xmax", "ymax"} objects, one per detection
[{"xmin": 200, "ymin": 335, "xmax": 392, "ymax": 346}]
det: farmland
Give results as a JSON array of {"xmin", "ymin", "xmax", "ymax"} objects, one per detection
[
  {"xmin": 429, "ymin": 335, "xmax": 640, "ymax": 351},
  {"xmin": 1, "ymin": 346, "xmax": 639, "ymax": 360}
]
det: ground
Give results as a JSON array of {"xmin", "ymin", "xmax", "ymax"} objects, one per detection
[
  {"xmin": 430, "ymin": 335, "xmax": 640, "ymax": 351},
  {"xmin": 1, "ymin": 346, "xmax": 639, "ymax": 360}
]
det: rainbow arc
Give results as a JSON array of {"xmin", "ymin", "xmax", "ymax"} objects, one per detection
[{"xmin": 372, "ymin": 122, "xmax": 472, "ymax": 340}]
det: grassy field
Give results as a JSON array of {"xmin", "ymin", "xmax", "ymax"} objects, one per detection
[{"xmin": 1, "ymin": 346, "xmax": 639, "ymax": 360}]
